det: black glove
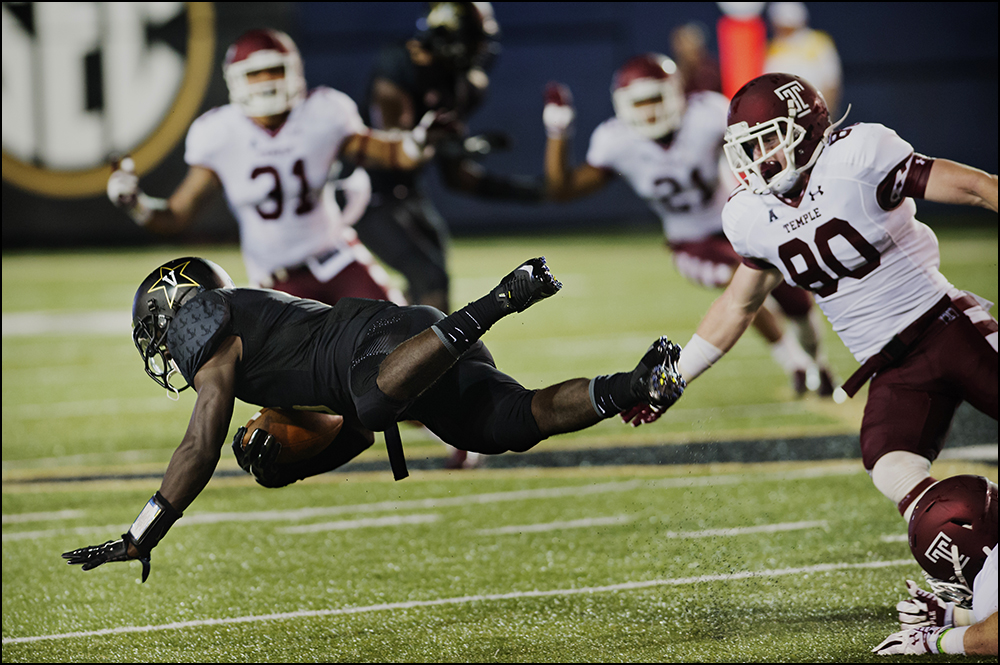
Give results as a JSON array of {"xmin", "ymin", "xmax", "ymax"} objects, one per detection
[
  {"xmin": 62, "ymin": 537, "xmax": 151, "ymax": 582},
  {"xmin": 231, "ymin": 427, "xmax": 290, "ymax": 488}
]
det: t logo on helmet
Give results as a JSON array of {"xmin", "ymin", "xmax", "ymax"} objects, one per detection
[
  {"xmin": 924, "ymin": 531, "xmax": 971, "ymax": 571},
  {"xmin": 774, "ymin": 81, "xmax": 810, "ymax": 118}
]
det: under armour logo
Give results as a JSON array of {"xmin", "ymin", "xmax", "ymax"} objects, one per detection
[
  {"xmin": 769, "ymin": 209, "xmax": 779, "ymax": 222},
  {"xmin": 924, "ymin": 531, "xmax": 970, "ymax": 570},
  {"xmin": 774, "ymin": 81, "xmax": 810, "ymax": 118},
  {"xmin": 808, "ymin": 186, "xmax": 824, "ymax": 201}
]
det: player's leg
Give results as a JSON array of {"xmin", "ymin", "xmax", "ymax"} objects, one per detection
[
  {"xmin": 351, "ymin": 258, "xmax": 561, "ymax": 432},
  {"xmin": 770, "ymin": 282, "xmax": 837, "ymax": 396},
  {"xmin": 406, "ymin": 337, "xmax": 683, "ymax": 454},
  {"xmin": 353, "ymin": 197, "xmax": 450, "ymax": 312}
]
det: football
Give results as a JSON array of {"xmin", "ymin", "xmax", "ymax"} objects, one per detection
[{"xmin": 241, "ymin": 408, "xmax": 343, "ymax": 464}]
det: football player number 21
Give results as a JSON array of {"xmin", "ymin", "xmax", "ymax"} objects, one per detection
[
  {"xmin": 777, "ymin": 218, "xmax": 881, "ymax": 297},
  {"xmin": 251, "ymin": 159, "xmax": 316, "ymax": 220}
]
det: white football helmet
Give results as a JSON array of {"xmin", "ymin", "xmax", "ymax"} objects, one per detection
[
  {"xmin": 223, "ymin": 29, "xmax": 306, "ymax": 118},
  {"xmin": 611, "ymin": 54, "xmax": 685, "ymax": 141}
]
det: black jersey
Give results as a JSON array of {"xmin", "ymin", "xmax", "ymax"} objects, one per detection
[
  {"xmin": 363, "ymin": 41, "xmax": 486, "ymax": 198},
  {"xmin": 167, "ymin": 288, "xmax": 394, "ymax": 413}
]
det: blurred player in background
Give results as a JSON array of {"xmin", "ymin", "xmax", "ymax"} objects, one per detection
[
  {"xmin": 61, "ymin": 256, "xmax": 684, "ymax": 580},
  {"xmin": 643, "ymin": 73, "xmax": 997, "ymax": 531},
  {"xmin": 107, "ymin": 29, "xmax": 421, "ymax": 306},
  {"xmin": 669, "ymin": 22, "xmax": 722, "ymax": 95},
  {"xmin": 543, "ymin": 54, "xmax": 834, "ymax": 397},
  {"xmin": 873, "ymin": 474, "xmax": 997, "ymax": 656},
  {"xmin": 763, "ymin": 2, "xmax": 842, "ymax": 116},
  {"xmin": 357, "ymin": 1, "xmax": 544, "ymax": 315}
]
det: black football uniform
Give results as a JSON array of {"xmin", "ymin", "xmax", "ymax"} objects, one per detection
[
  {"xmin": 356, "ymin": 42, "xmax": 488, "ymax": 310},
  {"xmin": 167, "ymin": 288, "xmax": 543, "ymax": 455}
]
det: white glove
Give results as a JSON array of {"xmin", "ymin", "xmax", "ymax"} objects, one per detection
[
  {"xmin": 872, "ymin": 626, "xmax": 947, "ymax": 656},
  {"xmin": 107, "ymin": 157, "xmax": 162, "ymax": 226},
  {"xmin": 542, "ymin": 82, "xmax": 575, "ymax": 139},
  {"xmin": 401, "ymin": 110, "xmax": 450, "ymax": 162},
  {"xmin": 898, "ymin": 579, "xmax": 954, "ymax": 629},
  {"xmin": 107, "ymin": 157, "xmax": 140, "ymax": 208}
]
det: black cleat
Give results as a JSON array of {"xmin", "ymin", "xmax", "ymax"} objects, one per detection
[
  {"xmin": 493, "ymin": 257, "xmax": 562, "ymax": 313},
  {"xmin": 817, "ymin": 366, "xmax": 837, "ymax": 398},
  {"xmin": 630, "ymin": 337, "xmax": 686, "ymax": 409}
]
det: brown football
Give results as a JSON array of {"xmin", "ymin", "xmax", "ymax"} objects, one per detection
[{"xmin": 241, "ymin": 408, "xmax": 343, "ymax": 464}]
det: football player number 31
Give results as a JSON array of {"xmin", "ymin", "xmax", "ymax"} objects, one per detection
[
  {"xmin": 251, "ymin": 159, "xmax": 316, "ymax": 220},
  {"xmin": 777, "ymin": 218, "xmax": 881, "ymax": 297}
]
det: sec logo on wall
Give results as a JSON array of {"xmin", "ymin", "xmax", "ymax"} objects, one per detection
[{"xmin": 1, "ymin": 2, "xmax": 215, "ymax": 198}]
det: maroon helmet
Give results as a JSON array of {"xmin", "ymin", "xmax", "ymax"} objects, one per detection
[
  {"xmin": 223, "ymin": 29, "xmax": 306, "ymax": 118},
  {"xmin": 611, "ymin": 54, "xmax": 685, "ymax": 140},
  {"xmin": 908, "ymin": 474, "xmax": 998, "ymax": 608},
  {"xmin": 722, "ymin": 73, "xmax": 831, "ymax": 195}
]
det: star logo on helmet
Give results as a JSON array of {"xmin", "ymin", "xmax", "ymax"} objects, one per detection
[{"xmin": 147, "ymin": 261, "xmax": 200, "ymax": 309}]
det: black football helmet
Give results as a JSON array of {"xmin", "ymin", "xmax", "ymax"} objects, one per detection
[
  {"xmin": 415, "ymin": 2, "xmax": 500, "ymax": 72},
  {"xmin": 908, "ymin": 474, "xmax": 998, "ymax": 608},
  {"xmin": 132, "ymin": 257, "xmax": 234, "ymax": 396}
]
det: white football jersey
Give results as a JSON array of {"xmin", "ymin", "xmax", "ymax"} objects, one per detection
[
  {"xmin": 586, "ymin": 91, "xmax": 736, "ymax": 243},
  {"xmin": 972, "ymin": 544, "xmax": 998, "ymax": 624},
  {"xmin": 185, "ymin": 87, "xmax": 365, "ymax": 285},
  {"xmin": 723, "ymin": 123, "xmax": 955, "ymax": 363}
]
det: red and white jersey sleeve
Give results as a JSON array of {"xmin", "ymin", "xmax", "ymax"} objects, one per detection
[
  {"xmin": 184, "ymin": 87, "xmax": 365, "ymax": 285},
  {"xmin": 585, "ymin": 91, "xmax": 735, "ymax": 243},
  {"xmin": 723, "ymin": 122, "xmax": 955, "ymax": 363},
  {"xmin": 972, "ymin": 544, "xmax": 998, "ymax": 624}
]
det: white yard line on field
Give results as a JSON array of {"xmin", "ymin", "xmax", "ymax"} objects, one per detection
[
  {"xmin": 479, "ymin": 518, "xmax": 828, "ymax": 538},
  {"xmin": 1, "ymin": 510, "xmax": 86, "ymax": 524},
  {"xmin": 664, "ymin": 520, "xmax": 829, "ymax": 539},
  {"xmin": 276, "ymin": 513, "xmax": 440, "ymax": 533},
  {"xmin": 2, "ymin": 310, "xmax": 129, "ymax": 337},
  {"xmin": 479, "ymin": 514, "xmax": 634, "ymax": 534},
  {"xmin": 2, "ymin": 558, "xmax": 914, "ymax": 645},
  {"xmin": 3, "ymin": 466, "xmax": 860, "ymax": 543}
]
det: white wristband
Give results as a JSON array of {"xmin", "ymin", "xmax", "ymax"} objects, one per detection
[
  {"xmin": 129, "ymin": 192, "xmax": 167, "ymax": 226},
  {"xmin": 940, "ymin": 626, "xmax": 968, "ymax": 655},
  {"xmin": 677, "ymin": 334, "xmax": 724, "ymax": 383}
]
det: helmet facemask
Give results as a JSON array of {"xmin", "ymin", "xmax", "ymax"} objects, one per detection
[
  {"xmin": 613, "ymin": 76, "xmax": 685, "ymax": 141},
  {"xmin": 132, "ymin": 307, "xmax": 188, "ymax": 400},
  {"xmin": 224, "ymin": 50, "xmax": 305, "ymax": 118},
  {"xmin": 724, "ymin": 113, "xmax": 810, "ymax": 195}
]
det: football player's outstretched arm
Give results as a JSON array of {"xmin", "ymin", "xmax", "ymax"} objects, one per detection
[
  {"xmin": 965, "ymin": 611, "xmax": 998, "ymax": 656},
  {"xmin": 62, "ymin": 336, "xmax": 240, "ymax": 580},
  {"xmin": 542, "ymin": 82, "xmax": 612, "ymax": 201},
  {"xmin": 680, "ymin": 264, "xmax": 785, "ymax": 383},
  {"xmin": 107, "ymin": 158, "xmax": 221, "ymax": 232},
  {"xmin": 156, "ymin": 335, "xmax": 241, "ymax": 513},
  {"xmin": 922, "ymin": 159, "xmax": 998, "ymax": 212}
]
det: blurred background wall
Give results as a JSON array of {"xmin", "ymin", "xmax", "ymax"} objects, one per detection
[{"xmin": 3, "ymin": 1, "xmax": 997, "ymax": 247}]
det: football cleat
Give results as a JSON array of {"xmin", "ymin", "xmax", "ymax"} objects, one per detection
[
  {"xmin": 630, "ymin": 337, "xmax": 686, "ymax": 409},
  {"xmin": 817, "ymin": 366, "xmax": 837, "ymax": 397},
  {"xmin": 492, "ymin": 257, "xmax": 562, "ymax": 313}
]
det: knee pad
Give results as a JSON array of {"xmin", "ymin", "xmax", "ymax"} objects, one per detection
[
  {"xmin": 490, "ymin": 389, "xmax": 542, "ymax": 453},
  {"xmin": 870, "ymin": 451, "xmax": 933, "ymax": 518}
]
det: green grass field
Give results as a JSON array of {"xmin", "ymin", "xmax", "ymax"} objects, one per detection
[{"xmin": 2, "ymin": 227, "xmax": 997, "ymax": 662}]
